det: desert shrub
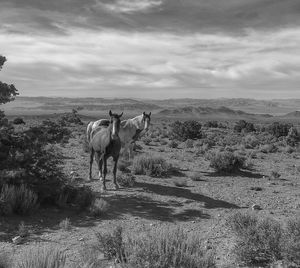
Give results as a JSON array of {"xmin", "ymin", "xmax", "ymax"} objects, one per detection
[
  {"xmin": 124, "ymin": 226, "xmax": 216, "ymax": 268},
  {"xmin": 0, "ymin": 184, "xmax": 38, "ymax": 215},
  {"xmin": 71, "ymin": 185, "xmax": 95, "ymax": 210},
  {"xmin": 185, "ymin": 139, "xmax": 194, "ymax": 148},
  {"xmin": 15, "ymin": 245, "xmax": 66, "ymax": 268},
  {"xmin": 284, "ymin": 217, "xmax": 300, "ymax": 266},
  {"xmin": 168, "ymin": 140, "xmax": 178, "ymax": 148},
  {"xmin": 260, "ymin": 143, "xmax": 278, "ymax": 153},
  {"xmin": 243, "ymin": 134, "xmax": 259, "ymax": 149},
  {"xmin": 266, "ymin": 122, "xmax": 292, "ymax": 138},
  {"xmin": 95, "ymin": 226, "xmax": 125, "ymax": 262},
  {"xmin": 204, "ymin": 121, "xmax": 219, "ymax": 128},
  {"xmin": 170, "ymin": 120, "xmax": 202, "ymax": 141},
  {"xmin": 173, "ymin": 179, "xmax": 187, "ymax": 187},
  {"xmin": 143, "ymin": 137, "xmax": 151, "ymax": 145},
  {"xmin": 234, "ymin": 120, "xmax": 255, "ymax": 133},
  {"xmin": 190, "ymin": 172, "xmax": 202, "ymax": 181},
  {"xmin": 59, "ymin": 218, "xmax": 71, "ymax": 231},
  {"xmin": 286, "ymin": 127, "xmax": 300, "ymax": 147},
  {"xmin": 17, "ymin": 221, "xmax": 30, "ymax": 238},
  {"xmin": 132, "ymin": 155, "xmax": 170, "ymax": 177},
  {"xmin": 206, "ymin": 150, "xmax": 245, "ymax": 173},
  {"xmin": 59, "ymin": 109, "xmax": 83, "ymax": 126},
  {"xmin": 270, "ymin": 170, "xmax": 281, "ymax": 179},
  {"xmin": 227, "ymin": 212, "xmax": 283, "ymax": 266},
  {"xmin": 12, "ymin": 117, "xmax": 25, "ymax": 125},
  {"xmin": 89, "ymin": 198, "xmax": 109, "ymax": 217},
  {"xmin": 117, "ymin": 174, "xmax": 136, "ymax": 187}
]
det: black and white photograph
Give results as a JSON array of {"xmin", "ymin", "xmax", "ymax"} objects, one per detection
[{"xmin": 0, "ymin": 0, "xmax": 300, "ymax": 267}]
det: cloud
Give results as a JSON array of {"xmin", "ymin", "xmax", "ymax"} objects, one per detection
[
  {"xmin": 98, "ymin": 0, "xmax": 163, "ymax": 13},
  {"xmin": 0, "ymin": 0, "xmax": 300, "ymax": 98}
]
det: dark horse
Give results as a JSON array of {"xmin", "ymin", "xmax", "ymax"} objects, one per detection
[{"xmin": 89, "ymin": 110, "xmax": 123, "ymax": 191}]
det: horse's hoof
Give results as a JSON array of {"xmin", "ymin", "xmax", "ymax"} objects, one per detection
[{"xmin": 88, "ymin": 177, "xmax": 92, "ymax": 181}]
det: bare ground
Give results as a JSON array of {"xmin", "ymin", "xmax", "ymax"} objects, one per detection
[{"xmin": 1, "ymin": 120, "xmax": 300, "ymax": 267}]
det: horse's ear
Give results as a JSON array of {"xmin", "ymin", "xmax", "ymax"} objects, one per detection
[
  {"xmin": 149, "ymin": 112, "xmax": 151, "ymax": 116},
  {"xmin": 119, "ymin": 112, "xmax": 123, "ymax": 118},
  {"xmin": 109, "ymin": 110, "xmax": 112, "ymax": 116},
  {"xmin": 143, "ymin": 112, "xmax": 145, "ymax": 116}
]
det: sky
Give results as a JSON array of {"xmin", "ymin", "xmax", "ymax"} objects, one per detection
[{"xmin": 0, "ymin": 0, "xmax": 300, "ymax": 99}]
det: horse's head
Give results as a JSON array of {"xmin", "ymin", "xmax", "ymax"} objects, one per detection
[
  {"xmin": 142, "ymin": 112, "xmax": 151, "ymax": 131},
  {"xmin": 109, "ymin": 110, "xmax": 123, "ymax": 140}
]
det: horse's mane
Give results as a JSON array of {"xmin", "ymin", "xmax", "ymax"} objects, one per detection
[{"xmin": 124, "ymin": 114, "xmax": 143, "ymax": 129}]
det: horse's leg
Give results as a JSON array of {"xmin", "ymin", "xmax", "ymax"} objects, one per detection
[
  {"xmin": 95, "ymin": 152, "xmax": 103, "ymax": 181},
  {"xmin": 101, "ymin": 155, "xmax": 107, "ymax": 191},
  {"xmin": 89, "ymin": 148, "xmax": 94, "ymax": 180},
  {"xmin": 113, "ymin": 156, "xmax": 119, "ymax": 190}
]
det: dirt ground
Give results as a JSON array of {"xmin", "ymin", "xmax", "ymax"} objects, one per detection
[{"xmin": 1, "ymin": 118, "xmax": 300, "ymax": 267}]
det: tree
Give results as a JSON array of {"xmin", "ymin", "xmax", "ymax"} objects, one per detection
[{"xmin": 0, "ymin": 56, "xmax": 19, "ymax": 106}]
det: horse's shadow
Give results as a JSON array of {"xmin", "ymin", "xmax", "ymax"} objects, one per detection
[
  {"xmin": 106, "ymin": 193, "xmax": 211, "ymax": 222},
  {"xmin": 134, "ymin": 182, "xmax": 240, "ymax": 209},
  {"xmin": 203, "ymin": 169, "xmax": 264, "ymax": 179}
]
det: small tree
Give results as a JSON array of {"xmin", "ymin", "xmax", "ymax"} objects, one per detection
[{"xmin": 0, "ymin": 56, "xmax": 18, "ymax": 106}]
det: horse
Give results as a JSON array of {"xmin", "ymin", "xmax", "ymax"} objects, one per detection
[
  {"xmin": 89, "ymin": 110, "xmax": 123, "ymax": 191},
  {"xmin": 87, "ymin": 112, "xmax": 151, "ymax": 159}
]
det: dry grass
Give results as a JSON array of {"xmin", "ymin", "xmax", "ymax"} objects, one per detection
[
  {"xmin": 89, "ymin": 198, "xmax": 109, "ymax": 217},
  {"xmin": 0, "ymin": 184, "xmax": 38, "ymax": 216},
  {"xmin": 132, "ymin": 154, "xmax": 170, "ymax": 177},
  {"xmin": 15, "ymin": 245, "xmax": 66, "ymax": 268}
]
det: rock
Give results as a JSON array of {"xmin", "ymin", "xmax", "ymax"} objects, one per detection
[
  {"xmin": 79, "ymin": 237, "xmax": 84, "ymax": 241},
  {"xmin": 12, "ymin": 236, "xmax": 23, "ymax": 244},
  {"xmin": 252, "ymin": 204, "xmax": 262, "ymax": 210}
]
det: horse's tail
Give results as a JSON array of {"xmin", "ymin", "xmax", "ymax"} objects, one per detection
[{"xmin": 86, "ymin": 121, "xmax": 94, "ymax": 143}]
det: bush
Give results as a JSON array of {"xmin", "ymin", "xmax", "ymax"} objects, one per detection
[
  {"xmin": 286, "ymin": 127, "xmax": 300, "ymax": 146},
  {"xmin": 13, "ymin": 117, "xmax": 25, "ymax": 125},
  {"xmin": 173, "ymin": 179, "xmax": 188, "ymax": 187},
  {"xmin": 168, "ymin": 140, "xmax": 178, "ymax": 148},
  {"xmin": 89, "ymin": 198, "xmax": 109, "ymax": 217},
  {"xmin": 124, "ymin": 226, "xmax": 216, "ymax": 268},
  {"xmin": 15, "ymin": 245, "xmax": 66, "ymax": 268},
  {"xmin": 59, "ymin": 218, "xmax": 71, "ymax": 231},
  {"xmin": 284, "ymin": 218, "xmax": 300, "ymax": 266},
  {"xmin": 117, "ymin": 174, "xmax": 136, "ymax": 187},
  {"xmin": 185, "ymin": 139, "xmax": 194, "ymax": 148},
  {"xmin": 267, "ymin": 122, "xmax": 292, "ymax": 138},
  {"xmin": 0, "ymin": 184, "xmax": 38, "ymax": 215},
  {"xmin": 243, "ymin": 134, "xmax": 259, "ymax": 149},
  {"xmin": 170, "ymin": 120, "xmax": 202, "ymax": 141},
  {"xmin": 143, "ymin": 137, "xmax": 152, "ymax": 145},
  {"xmin": 132, "ymin": 155, "xmax": 170, "ymax": 177},
  {"xmin": 227, "ymin": 212, "xmax": 283, "ymax": 266},
  {"xmin": 95, "ymin": 226, "xmax": 125, "ymax": 262},
  {"xmin": 206, "ymin": 150, "xmax": 245, "ymax": 173},
  {"xmin": 260, "ymin": 143, "xmax": 278, "ymax": 153},
  {"xmin": 204, "ymin": 121, "xmax": 219, "ymax": 128},
  {"xmin": 234, "ymin": 120, "xmax": 255, "ymax": 133},
  {"xmin": 59, "ymin": 109, "xmax": 83, "ymax": 126}
]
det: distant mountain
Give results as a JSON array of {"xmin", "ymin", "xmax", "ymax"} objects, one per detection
[
  {"xmin": 280, "ymin": 111, "xmax": 300, "ymax": 118},
  {"xmin": 157, "ymin": 106, "xmax": 273, "ymax": 119}
]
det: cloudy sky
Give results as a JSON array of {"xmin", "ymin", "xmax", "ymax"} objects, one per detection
[{"xmin": 0, "ymin": 0, "xmax": 300, "ymax": 99}]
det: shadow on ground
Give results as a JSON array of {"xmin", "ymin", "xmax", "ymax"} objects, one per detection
[{"xmin": 135, "ymin": 182, "xmax": 240, "ymax": 209}]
